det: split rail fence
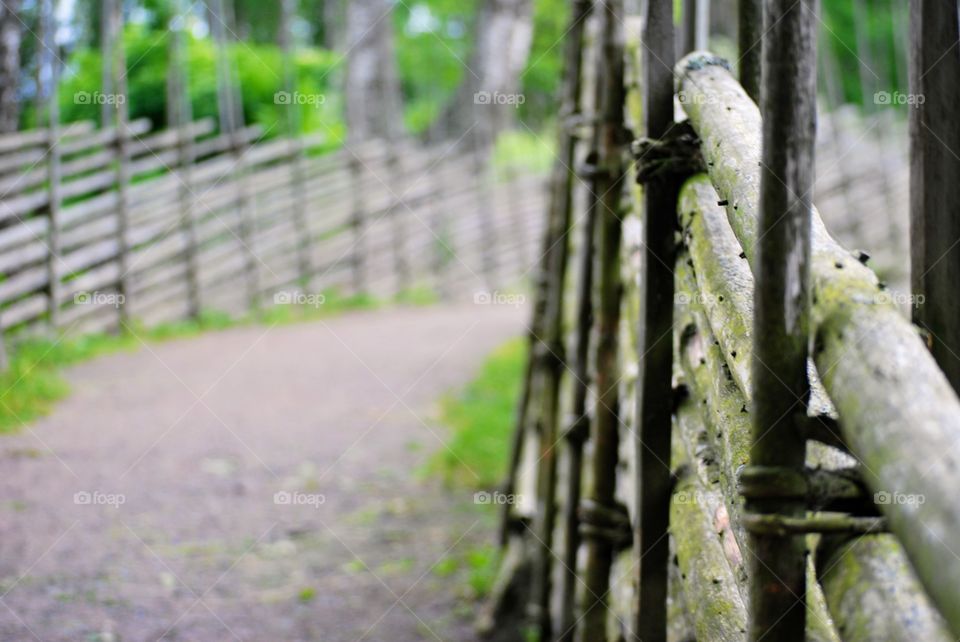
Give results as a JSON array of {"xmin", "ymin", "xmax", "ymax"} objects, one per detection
[
  {"xmin": 0, "ymin": 119, "xmax": 546, "ymax": 370},
  {"xmin": 493, "ymin": 1, "xmax": 960, "ymax": 642}
]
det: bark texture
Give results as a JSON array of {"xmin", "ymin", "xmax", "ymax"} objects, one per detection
[
  {"xmin": 0, "ymin": 0, "xmax": 22, "ymax": 133},
  {"xmin": 344, "ymin": 0, "xmax": 403, "ymax": 142}
]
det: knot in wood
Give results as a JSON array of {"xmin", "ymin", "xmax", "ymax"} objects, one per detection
[{"xmin": 632, "ymin": 121, "xmax": 705, "ymax": 185}]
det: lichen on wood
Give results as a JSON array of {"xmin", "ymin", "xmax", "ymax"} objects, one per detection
[{"xmin": 675, "ymin": 53, "xmax": 960, "ymax": 635}]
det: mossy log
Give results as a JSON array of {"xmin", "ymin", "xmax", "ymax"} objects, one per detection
[
  {"xmin": 675, "ymin": 262, "xmax": 839, "ymax": 642},
  {"xmin": 817, "ymin": 535, "xmax": 953, "ymax": 642},
  {"xmin": 676, "ymin": 51, "xmax": 960, "ymax": 635},
  {"xmin": 670, "ymin": 393, "xmax": 749, "ymax": 642}
]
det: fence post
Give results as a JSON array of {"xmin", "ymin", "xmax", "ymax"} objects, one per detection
[
  {"xmin": 526, "ymin": 0, "xmax": 592, "ymax": 635},
  {"xmin": 169, "ymin": 0, "xmax": 201, "ymax": 318},
  {"xmin": 738, "ymin": 0, "xmax": 762, "ymax": 103},
  {"xmin": 280, "ymin": 0, "xmax": 313, "ymax": 288},
  {"xmin": 551, "ymin": 5, "xmax": 594, "ymax": 642},
  {"xmin": 213, "ymin": 0, "xmax": 259, "ymax": 311},
  {"xmin": 41, "ymin": 0, "xmax": 63, "ymax": 332},
  {"xmin": 580, "ymin": 1, "xmax": 627, "ymax": 640},
  {"xmin": 747, "ymin": 1, "xmax": 816, "ymax": 640},
  {"xmin": 427, "ymin": 144, "xmax": 451, "ymax": 299},
  {"xmin": 349, "ymin": 153, "xmax": 368, "ymax": 296},
  {"xmin": 909, "ymin": 0, "xmax": 960, "ymax": 394},
  {"xmin": 386, "ymin": 145, "xmax": 410, "ymax": 296},
  {"xmin": 471, "ymin": 126, "xmax": 498, "ymax": 287},
  {"xmin": 106, "ymin": 0, "xmax": 132, "ymax": 326},
  {"xmin": 633, "ymin": 0, "xmax": 678, "ymax": 640}
]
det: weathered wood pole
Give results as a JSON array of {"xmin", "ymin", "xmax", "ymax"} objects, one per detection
[
  {"xmin": 555, "ymin": 5, "xmax": 595, "ymax": 640},
  {"xmin": 580, "ymin": 1, "xmax": 627, "ymax": 639},
  {"xmin": 348, "ymin": 153, "xmax": 368, "ymax": 295},
  {"xmin": 213, "ymin": 0, "xmax": 258, "ymax": 310},
  {"xmin": 748, "ymin": 0, "xmax": 816, "ymax": 640},
  {"xmin": 738, "ymin": 0, "xmax": 762, "ymax": 103},
  {"xmin": 908, "ymin": 0, "xmax": 960, "ymax": 394},
  {"xmin": 40, "ymin": 0, "xmax": 63, "ymax": 331},
  {"xmin": 527, "ymin": 0, "xmax": 592, "ymax": 637},
  {"xmin": 386, "ymin": 148, "xmax": 410, "ymax": 296},
  {"xmin": 427, "ymin": 146, "xmax": 451, "ymax": 299},
  {"xmin": 168, "ymin": 0, "xmax": 201, "ymax": 318},
  {"xmin": 279, "ymin": 0, "xmax": 313, "ymax": 287},
  {"xmin": 682, "ymin": 0, "xmax": 708, "ymax": 55},
  {"xmin": 633, "ymin": 1, "xmax": 677, "ymax": 640},
  {"xmin": 471, "ymin": 125, "xmax": 498, "ymax": 286},
  {"xmin": 104, "ymin": 0, "xmax": 132, "ymax": 325}
]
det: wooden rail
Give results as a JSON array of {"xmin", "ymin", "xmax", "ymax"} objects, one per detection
[{"xmin": 0, "ymin": 121, "xmax": 546, "ymax": 348}]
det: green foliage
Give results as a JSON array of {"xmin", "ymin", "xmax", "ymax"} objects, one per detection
[
  {"xmin": 431, "ymin": 337, "xmax": 526, "ymax": 488},
  {"xmin": 819, "ymin": 1, "xmax": 905, "ymax": 111},
  {"xmin": 395, "ymin": 0, "xmax": 479, "ymax": 134},
  {"xmin": 49, "ymin": 24, "xmax": 344, "ymax": 143},
  {"xmin": 493, "ymin": 129, "xmax": 555, "ymax": 177},
  {"xmin": 519, "ymin": 0, "xmax": 568, "ymax": 124}
]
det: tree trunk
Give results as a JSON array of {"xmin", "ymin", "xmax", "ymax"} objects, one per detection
[
  {"xmin": 344, "ymin": 0, "xmax": 403, "ymax": 143},
  {"xmin": 0, "ymin": 0, "xmax": 23, "ymax": 133},
  {"xmin": 438, "ymin": 0, "xmax": 534, "ymax": 143}
]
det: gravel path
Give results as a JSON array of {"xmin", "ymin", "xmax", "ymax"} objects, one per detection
[{"xmin": 0, "ymin": 303, "xmax": 524, "ymax": 642}]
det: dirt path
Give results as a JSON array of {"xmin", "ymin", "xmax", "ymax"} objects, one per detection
[{"xmin": 0, "ymin": 304, "xmax": 524, "ymax": 642}]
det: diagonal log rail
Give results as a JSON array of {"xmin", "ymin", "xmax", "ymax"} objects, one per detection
[
  {"xmin": 676, "ymin": 50, "xmax": 960, "ymax": 637},
  {"xmin": 677, "ymin": 177, "xmax": 952, "ymax": 640}
]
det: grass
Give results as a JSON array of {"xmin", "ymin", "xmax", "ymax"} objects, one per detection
[
  {"xmin": 0, "ymin": 288, "xmax": 397, "ymax": 433},
  {"xmin": 430, "ymin": 337, "xmax": 527, "ymax": 489},
  {"xmin": 424, "ymin": 336, "xmax": 527, "ymax": 601}
]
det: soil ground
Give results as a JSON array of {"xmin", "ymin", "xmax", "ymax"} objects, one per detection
[{"xmin": 0, "ymin": 303, "xmax": 523, "ymax": 642}]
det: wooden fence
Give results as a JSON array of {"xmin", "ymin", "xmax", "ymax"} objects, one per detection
[
  {"xmin": 0, "ymin": 119, "xmax": 547, "ymax": 366},
  {"xmin": 493, "ymin": 2, "xmax": 960, "ymax": 642}
]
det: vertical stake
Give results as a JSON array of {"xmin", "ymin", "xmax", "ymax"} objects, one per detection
[
  {"xmin": 105, "ymin": 0, "xmax": 132, "ymax": 327},
  {"xmin": 738, "ymin": 0, "xmax": 762, "ymax": 103},
  {"xmin": 349, "ymin": 153, "xmax": 368, "ymax": 296},
  {"xmin": 634, "ymin": 0, "xmax": 677, "ymax": 640},
  {"xmin": 213, "ymin": 0, "xmax": 258, "ymax": 311},
  {"xmin": 41, "ymin": 0, "xmax": 63, "ymax": 332},
  {"xmin": 909, "ymin": 0, "xmax": 960, "ymax": 393},
  {"xmin": 748, "ymin": 1, "xmax": 816, "ymax": 640},
  {"xmin": 169, "ymin": 0, "xmax": 201, "ymax": 318},
  {"xmin": 580, "ymin": 1, "xmax": 627, "ymax": 640},
  {"xmin": 280, "ymin": 0, "xmax": 313, "ymax": 289}
]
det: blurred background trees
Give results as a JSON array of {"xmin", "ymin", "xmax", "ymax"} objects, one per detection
[{"xmin": 0, "ymin": 0, "xmax": 913, "ymax": 146}]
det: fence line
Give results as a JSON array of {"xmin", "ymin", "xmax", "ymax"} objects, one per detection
[
  {"xmin": 493, "ymin": 1, "xmax": 960, "ymax": 640},
  {"xmin": 0, "ymin": 120, "xmax": 547, "ymax": 351}
]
